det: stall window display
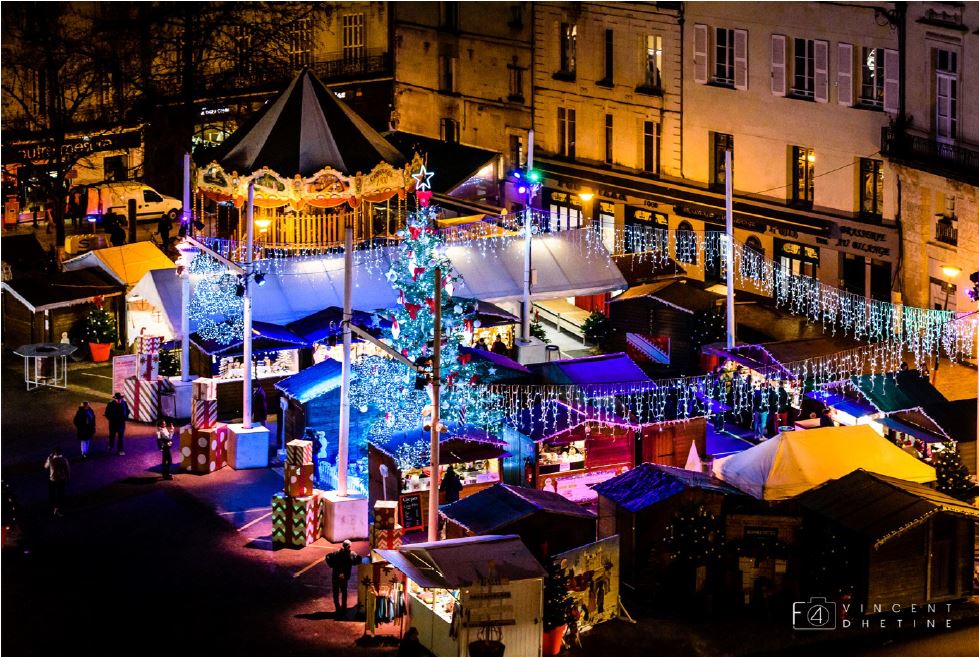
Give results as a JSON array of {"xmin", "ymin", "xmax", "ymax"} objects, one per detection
[
  {"xmin": 538, "ymin": 441, "xmax": 586, "ymax": 474},
  {"xmin": 215, "ymin": 349, "xmax": 298, "ymax": 380},
  {"xmin": 401, "ymin": 460, "xmax": 500, "ymax": 494},
  {"xmin": 409, "ymin": 580, "xmax": 458, "ymax": 623}
]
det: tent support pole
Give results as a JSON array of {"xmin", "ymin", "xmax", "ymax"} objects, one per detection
[
  {"xmin": 181, "ymin": 269, "xmax": 190, "ymax": 382},
  {"xmin": 243, "ymin": 181, "xmax": 254, "ymax": 430},
  {"xmin": 428, "ymin": 265, "xmax": 442, "ymax": 543},
  {"xmin": 337, "ymin": 213, "xmax": 353, "ymax": 497}
]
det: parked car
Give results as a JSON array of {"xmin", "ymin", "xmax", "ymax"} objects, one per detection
[{"xmin": 69, "ymin": 182, "xmax": 182, "ymax": 225}]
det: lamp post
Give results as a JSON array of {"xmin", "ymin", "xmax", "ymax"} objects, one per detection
[{"xmin": 933, "ymin": 265, "xmax": 960, "ymax": 381}]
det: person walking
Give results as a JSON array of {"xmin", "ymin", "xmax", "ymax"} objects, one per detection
[
  {"xmin": 752, "ymin": 383, "xmax": 769, "ymax": 441},
  {"xmin": 156, "ymin": 420, "xmax": 174, "ymax": 480},
  {"xmin": 157, "ymin": 212, "xmax": 173, "ymax": 250},
  {"xmin": 325, "ymin": 539, "xmax": 358, "ymax": 617},
  {"xmin": 105, "ymin": 392, "xmax": 131, "ymax": 455},
  {"xmin": 440, "ymin": 464, "xmax": 463, "ymax": 504},
  {"xmin": 252, "ymin": 384, "xmax": 268, "ymax": 425},
  {"xmin": 73, "ymin": 401, "xmax": 96, "ymax": 459},
  {"xmin": 45, "ymin": 447, "xmax": 70, "ymax": 517}
]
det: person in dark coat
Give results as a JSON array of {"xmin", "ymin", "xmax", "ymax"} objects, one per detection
[
  {"xmin": 818, "ymin": 408, "xmax": 835, "ymax": 428},
  {"xmin": 491, "ymin": 335, "xmax": 509, "ymax": 356},
  {"xmin": 105, "ymin": 210, "xmax": 126, "ymax": 246},
  {"xmin": 157, "ymin": 213, "xmax": 173, "ymax": 249},
  {"xmin": 104, "ymin": 392, "xmax": 130, "ymax": 455},
  {"xmin": 440, "ymin": 464, "xmax": 464, "ymax": 503},
  {"xmin": 397, "ymin": 627, "xmax": 423, "ymax": 657},
  {"xmin": 73, "ymin": 401, "xmax": 96, "ymax": 459},
  {"xmin": 326, "ymin": 539, "xmax": 359, "ymax": 616},
  {"xmin": 156, "ymin": 420, "xmax": 174, "ymax": 480},
  {"xmin": 252, "ymin": 385, "xmax": 268, "ymax": 425},
  {"xmin": 45, "ymin": 446, "xmax": 70, "ymax": 517}
]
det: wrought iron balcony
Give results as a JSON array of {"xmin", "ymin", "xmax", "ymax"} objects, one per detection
[
  {"xmin": 935, "ymin": 218, "xmax": 958, "ymax": 247},
  {"xmin": 881, "ymin": 127, "xmax": 979, "ymax": 185}
]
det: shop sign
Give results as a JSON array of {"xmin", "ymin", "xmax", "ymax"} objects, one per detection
[
  {"xmin": 627, "ymin": 206, "xmax": 668, "ymax": 225},
  {"xmin": 3, "ymin": 130, "xmax": 142, "ymax": 164},
  {"xmin": 777, "ymin": 240, "xmax": 819, "ymax": 262},
  {"xmin": 744, "ymin": 526, "xmax": 780, "ymax": 541},
  {"xmin": 599, "ymin": 201, "xmax": 615, "ymax": 214},
  {"xmin": 599, "ymin": 188, "xmax": 628, "ymax": 201},
  {"xmin": 675, "ymin": 202, "xmax": 766, "ymax": 233},
  {"xmin": 768, "ymin": 225, "xmax": 800, "ymax": 239},
  {"xmin": 643, "ymin": 199, "xmax": 660, "ymax": 209},
  {"xmin": 836, "ymin": 225, "xmax": 892, "ymax": 257}
]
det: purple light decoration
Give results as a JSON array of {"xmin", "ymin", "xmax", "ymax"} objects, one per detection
[{"xmin": 517, "ymin": 184, "xmax": 528, "ymax": 194}]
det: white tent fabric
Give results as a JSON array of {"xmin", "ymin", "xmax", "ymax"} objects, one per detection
[
  {"xmin": 129, "ymin": 268, "xmax": 187, "ymax": 337},
  {"xmin": 712, "ymin": 424, "xmax": 936, "ymax": 500}
]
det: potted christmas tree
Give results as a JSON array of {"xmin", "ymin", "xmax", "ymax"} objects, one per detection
[
  {"xmin": 81, "ymin": 300, "xmax": 118, "ymax": 362},
  {"xmin": 934, "ymin": 440, "xmax": 976, "ymax": 503},
  {"xmin": 541, "ymin": 561, "xmax": 573, "ymax": 656}
]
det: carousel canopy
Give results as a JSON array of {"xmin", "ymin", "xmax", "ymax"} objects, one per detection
[{"xmin": 209, "ymin": 68, "xmax": 405, "ymax": 177}]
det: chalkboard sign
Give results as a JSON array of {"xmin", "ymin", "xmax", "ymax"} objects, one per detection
[{"xmin": 400, "ymin": 493, "xmax": 423, "ymax": 532}]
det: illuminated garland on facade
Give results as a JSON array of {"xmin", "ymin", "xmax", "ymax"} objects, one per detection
[{"xmin": 187, "ymin": 252, "xmax": 244, "ymax": 345}]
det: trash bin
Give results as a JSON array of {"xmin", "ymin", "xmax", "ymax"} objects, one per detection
[{"xmin": 545, "ymin": 344, "xmax": 560, "ymax": 361}]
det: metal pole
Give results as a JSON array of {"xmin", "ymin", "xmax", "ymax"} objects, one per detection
[
  {"xmin": 428, "ymin": 266, "xmax": 442, "ymax": 543},
  {"xmin": 181, "ymin": 269, "xmax": 190, "ymax": 381},
  {"xmin": 725, "ymin": 148, "xmax": 736, "ymax": 349},
  {"xmin": 182, "ymin": 152, "xmax": 191, "ymax": 224},
  {"xmin": 243, "ymin": 181, "xmax": 254, "ymax": 430},
  {"xmin": 521, "ymin": 130, "xmax": 534, "ymax": 342},
  {"xmin": 337, "ymin": 216, "xmax": 353, "ymax": 497}
]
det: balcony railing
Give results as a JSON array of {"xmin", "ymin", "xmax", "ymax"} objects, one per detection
[
  {"xmin": 935, "ymin": 218, "xmax": 958, "ymax": 246},
  {"xmin": 882, "ymin": 127, "xmax": 979, "ymax": 184}
]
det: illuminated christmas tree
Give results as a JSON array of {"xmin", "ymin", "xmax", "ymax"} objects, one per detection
[
  {"xmin": 188, "ymin": 252, "xmax": 244, "ymax": 345},
  {"xmin": 934, "ymin": 440, "xmax": 975, "ymax": 502}
]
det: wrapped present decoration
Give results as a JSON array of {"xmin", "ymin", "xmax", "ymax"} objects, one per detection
[
  {"xmin": 370, "ymin": 524, "xmax": 403, "ymax": 550},
  {"xmin": 179, "ymin": 423, "xmax": 228, "ymax": 473},
  {"xmin": 123, "ymin": 376, "xmax": 161, "ymax": 423},
  {"xmin": 135, "ymin": 336, "xmax": 163, "ymax": 380},
  {"xmin": 373, "ymin": 500, "xmax": 398, "ymax": 531},
  {"xmin": 192, "ymin": 378, "xmax": 217, "ymax": 401},
  {"xmin": 285, "ymin": 463, "xmax": 314, "ymax": 497},
  {"xmin": 191, "ymin": 398, "xmax": 218, "ymax": 429},
  {"xmin": 285, "ymin": 439, "xmax": 313, "ymax": 467},
  {"xmin": 271, "ymin": 491, "xmax": 325, "ymax": 548}
]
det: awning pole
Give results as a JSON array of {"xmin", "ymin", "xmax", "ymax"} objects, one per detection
[{"xmin": 725, "ymin": 149, "xmax": 736, "ymax": 350}]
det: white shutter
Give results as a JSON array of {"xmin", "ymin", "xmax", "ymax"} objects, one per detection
[
  {"xmin": 693, "ymin": 24, "xmax": 708, "ymax": 84},
  {"xmin": 771, "ymin": 34, "xmax": 786, "ymax": 96},
  {"xmin": 837, "ymin": 43, "xmax": 853, "ymax": 106},
  {"xmin": 814, "ymin": 40, "xmax": 828, "ymax": 102},
  {"xmin": 734, "ymin": 29, "xmax": 748, "ymax": 90},
  {"xmin": 883, "ymin": 48, "xmax": 899, "ymax": 114},
  {"xmin": 936, "ymin": 73, "xmax": 953, "ymax": 140}
]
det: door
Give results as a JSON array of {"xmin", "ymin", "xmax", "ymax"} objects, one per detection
[
  {"xmin": 140, "ymin": 189, "xmax": 164, "ymax": 218},
  {"xmin": 929, "ymin": 516, "xmax": 958, "ymax": 598}
]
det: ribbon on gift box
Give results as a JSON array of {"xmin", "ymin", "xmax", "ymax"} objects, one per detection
[{"xmin": 123, "ymin": 376, "xmax": 160, "ymax": 423}]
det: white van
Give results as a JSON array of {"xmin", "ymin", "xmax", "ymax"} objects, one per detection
[{"xmin": 73, "ymin": 182, "xmax": 182, "ymax": 224}]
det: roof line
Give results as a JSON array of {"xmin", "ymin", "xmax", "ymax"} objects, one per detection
[{"xmin": 0, "ymin": 283, "xmax": 36, "ymax": 312}]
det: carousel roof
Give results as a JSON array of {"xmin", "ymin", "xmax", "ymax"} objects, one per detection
[{"xmin": 209, "ymin": 68, "xmax": 406, "ymax": 177}]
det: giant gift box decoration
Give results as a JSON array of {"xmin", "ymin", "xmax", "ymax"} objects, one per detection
[
  {"xmin": 135, "ymin": 335, "xmax": 164, "ymax": 380},
  {"xmin": 286, "ymin": 439, "xmax": 314, "ymax": 467},
  {"xmin": 192, "ymin": 398, "xmax": 218, "ymax": 429},
  {"xmin": 285, "ymin": 463, "xmax": 314, "ymax": 497},
  {"xmin": 123, "ymin": 376, "xmax": 162, "ymax": 423},
  {"xmin": 370, "ymin": 523, "xmax": 403, "ymax": 550},
  {"xmin": 373, "ymin": 500, "xmax": 398, "ymax": 531},
  {"xmin": 180, "ymin": 423, "xmax": 228, "ymax": 473},
  {"xmin": 192, "ymin": 378, "xmax": 218, "ymax": 401},
  {"xmin": 272, "ymin": 491, "xmax": 325, "ymax": 548}
]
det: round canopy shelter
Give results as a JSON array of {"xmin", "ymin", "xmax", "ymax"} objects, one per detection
[
  {"xmin": 195, "ymin": 68, "xmax": 419, "ymax": 253},
  {"xmin": 14, "ymin": 343, "xmax": 77, "ymax": 390}
]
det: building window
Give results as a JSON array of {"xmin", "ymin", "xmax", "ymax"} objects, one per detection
[
  {"xmin": 602, "ymin": 29, "xmax": 614, "ymax": 84},
  {"xmin": 859, "ymin": 158, "xmax": 883, "ymax": 219},
  {"xmin": 560, "ymin": 23, "xmax": 577, "ymax": 75},
  {"xmin": 605, "ymin": 114, "xmax": 613, "ymax": 165},
  {"xmin": 712, "ymin": 133, "xmax": 734, "ymax": 188},
  {"xmin": 644, "ymin": 35, "xmax": 663, "ymax": 89},
  {"xmin": 342, "ymin": 14, "xmax": 365, "ymax": 60},
  {"xmin": 440, "ymin": 118, "xmax": 459, "ymax": 143},
  {"xmin": 287, "ymin": 18, "xmax": 313, "ymax": 69},
  {"xmin": 439, "ymin": 54, "xmax": 457, "ymax": 93},
  {"xmin": 441, "ymin": 1, "xmax": 459, "ymax": 30},
  {"xmin": 714, "ymin": 27, "xmax": 735, "ymax": 85},
  {"xmin": 791, "ymin": 146, "xmax": 814, "ymax": 207},
  {"xmin": 643, "ymin": 121, "xmax": 661, "ymax": 175},
  {"xmin": 859, "ymin": 47, "xmax": 884, "ymax": 107},
  {"xmin": 508, "ymin": 59, "xmax": 524, "ymax": 101},
  {"xmin": 935, "ymin": 49, "xmax": 958, "ymax": 142},
  {"xmin": 509, "ymin": 134, "xmax": 524, "ymax": 169},
  {"xmin": 676, "ymin": 220, "xmax": 698, "ymax": 265},
  {"xmin": 792, "ymin": 38, "xmax": 815, "ymax": 98},
  {"xmin": 558, "ymin": 107, "xmax": 576, "ymax": 159}
]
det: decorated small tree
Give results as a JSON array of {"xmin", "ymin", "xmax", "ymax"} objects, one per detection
[
  {"xmin": 542, "ymin": 560, "xmax": 574, "ymax": 637},
  {"xmin": 530, "ymin": 316, "xmax": 551, "ymax": 343},
  {"xmin": 582, "ymin": 310, "xmax": 611, "ymax": 348},
  {"xmin": 934, "ymin": 440, "xmax": 975, "ymax": 502},
  {"xmin": 82, "ymin": 301, "xmax": 118, "ymax": 345}
]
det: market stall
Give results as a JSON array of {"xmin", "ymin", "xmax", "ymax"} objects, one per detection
[
  {"xmin": 368, "ymin": 424, "xmax": 509, "ymax": 532},
  {"xmin": 377, "ymin": 535, "xmax": 546, "ymax": 657}
]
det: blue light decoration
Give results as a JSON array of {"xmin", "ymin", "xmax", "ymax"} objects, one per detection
[{"xmin": 187, "ymin": 252, "xmax": 244, "ymax": 345}]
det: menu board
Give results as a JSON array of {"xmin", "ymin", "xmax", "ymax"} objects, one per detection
[
  {"xmin": 112, "ymin": 354, "xmax": 139, "ymax": 394},
  {"xmin": 399, "ymin": 493, "xmax": 423, "ymax": 531}
]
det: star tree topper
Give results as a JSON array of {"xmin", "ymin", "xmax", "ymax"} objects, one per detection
[{"xmin": 412, "ymin": 165, "xmax": 435, "ymax": 192}]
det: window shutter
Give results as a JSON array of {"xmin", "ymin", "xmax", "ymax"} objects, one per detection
[
  {"xmin": 734, "ymin": 29, "xmax": 748, "ymax": 90},
  {"xmin": 693, "ymin": 24, "xmax": 708, "ymax": 84},
  {"xmin": 837, "ymin": 43, "xmax": 853, "ymax": 106},
  {"xmin": 883, "ymin": 48, "xmax": 899, "ymax": 114},
  {"xmin": 814, "ymin": 40, "xmax": 829, "ymax": 102},
  {"xmin": 771, "ymin": 34, "xmax": 786, "ymax": 96}
]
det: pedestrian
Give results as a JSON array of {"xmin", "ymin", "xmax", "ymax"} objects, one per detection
[
  {"xmin": 106, "ymin": 209, "xmax": 126, "ymax": 246},
  {"xmin": 752, "ymin": 383, "xmax": 769, "ymax": 440},
  {"xmin": 252, "ymin": 384, "xmax": 268, "ymax": 425},
  {"xmin": 325, "ymin": 539, "xmax": 358, "ymax": 617},
  {"xmin": 397, "ymin": 627, "xmax": 423, "ymax": 657},
  {"xmin": 45, "ymin": 446, "xmax": 70, "ymax": 517},
  {"xmin": 157, "ymin": 212, "xmax": 173, "ymax": 249},
  {"xmin": 440, "ymin": 464, "xmax": 463, "ymax": 504},
  {"xmin": 156, "ymin": 420, "xmax": 174, "ymax": 480},
  {"xmin": 105, "ymin": 392, "xmax": 131, "ymax": 455},
  {"xmin": 818, "ymin": 408, "xmax": 835, "ymax": 428},
  {"xmin": 491, "ymin": 334, "xmax": 508, "ymax": 357},
  {"xmin": 475, "ymin": 337, "xmax": 489, "ymax": 351},
  {"xmin": 73, "ymin": 401, "xmax": 96, "ymax": 459}
]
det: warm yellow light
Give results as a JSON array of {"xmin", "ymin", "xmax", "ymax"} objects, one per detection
[
  {"xmin": 578, "ymin": 191, "xmax": 594, "ymax": 202},
  {"xmin": 806, "ymin": 152, "xmax": 815, "ymax": 163},
  {"xmin": 942, "ymin": 265, "xmax": 961, "ymax": 280},
  {"xmin": 254, "ymin": 217, "xmax": 272, "ymax": 233}
]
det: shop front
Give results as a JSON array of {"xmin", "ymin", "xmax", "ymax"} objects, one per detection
[
  {"xmin": 542, "ymin": 188, "xmax": 584, "ymax": 233},
  {"xmin": 624, "ymin": 206, "xmax": 669, "ymax": 254}
]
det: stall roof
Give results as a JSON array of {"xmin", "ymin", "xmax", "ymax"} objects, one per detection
[
  {"xmin": 804, "ymin": 390, "xmax": 878, "ymax": 419},
  {"xmin": 534, "ymin": 352, "xmax": 651, "ymax": 387},
  {"xmin": 917, "ymin": 400, "xmax": 977, "ymax": 444},
  {"xmin": 208, "ymin": 68, "xmax": 405, "ymax": 177},
  {"xmin": 713, "ymin": 424, "xmax": 936, "ymax": 500},
  {"xmin": 385, "ymin": 131, "xmax": 499, "ymax": 195},
  {"xmin": 376, "ymin": 535, "xmax": 546, "ymax": 589},
  {"xmin": 190, "ymin": 320, "xmax": 307, "ymax": 356},
  {"xmin": 704, "ymin": 338, "xmax": 850, "ymax": 379},
  {"xmin": 440, "ymin": 484, "xmax": 595, "ymax": 535},
  {"xmin": 612, "ymin": 253, "xmax": 686, "ymax": 286},
  {"xmin": 594, "ymin": 463, "xmax": 744, "ymax": 513},
  {"xmin": 285, "ymin": 306, "xmax": 384, "ymax": 344},
  {"xmin": 274, "ymin": 358, "xmax": 344, "ymax": 403},
  {"xmin": 372, "ymin": 423, "xmax": 509, "ymax": 466},
  {"xmin": 612, "ymin": 279, "xmax": 722, "ymax": 314},
  {"xmin": 846, "ymin": 370, "xmax": 948, "ymax": 414},
  {"xmin": 875, "ymin": 416, "xmax": 946, "ymax": 444},
  {"xmin": 459, "ymin": 346, "xmax": 531, "ymax": 377},
  {"xmin": 2, "ymin": 267, "xmax": 123, "ymax": 312},
  {"xmin": 63, "ymin": 242, "xmax": 174, "ymax": 287},
  {"xmin": 129, "ymin": 268, "xmax": 187, "ymax": 337},
  {"xmin": 794, "ymin": 469, "xmax": 979, "ymax": 549}
]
